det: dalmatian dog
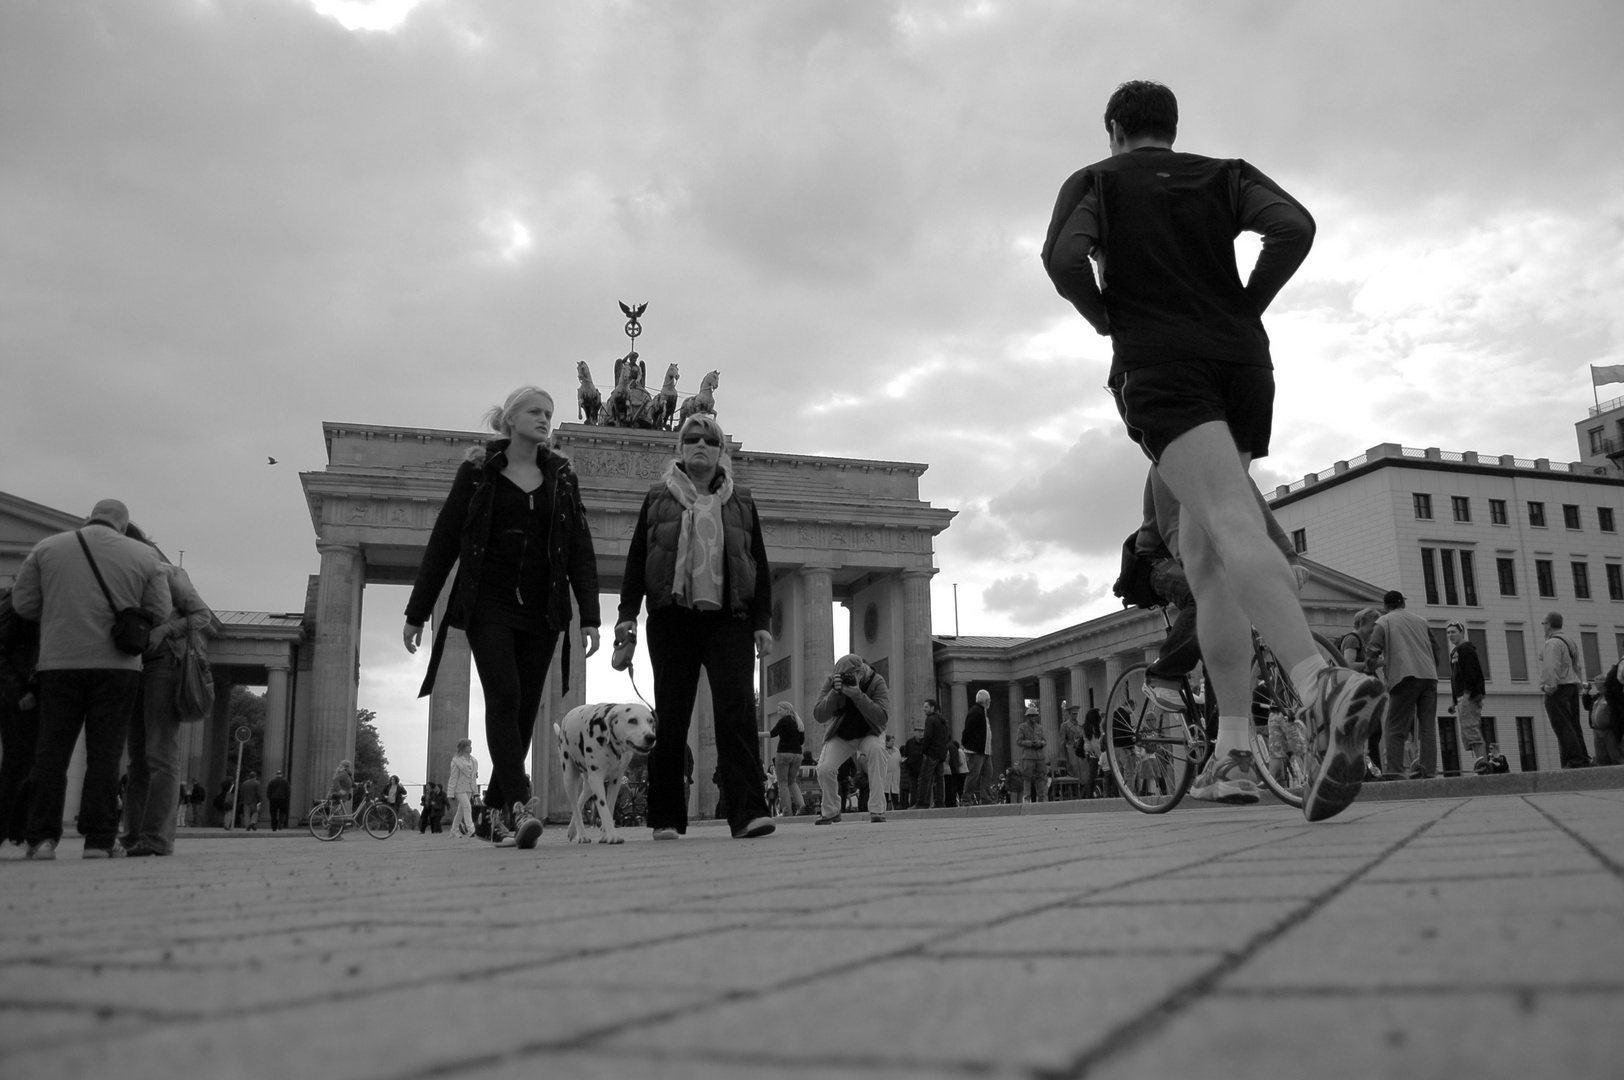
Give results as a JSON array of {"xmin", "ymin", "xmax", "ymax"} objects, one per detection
[{"xmin": 554, "ymin": 702, "xmax": 657, "ymax": 844}]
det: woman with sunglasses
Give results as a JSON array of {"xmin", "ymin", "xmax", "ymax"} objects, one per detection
[{"xmin": 615, "ymin": 413, "xmax": 775, "ymax": 841}]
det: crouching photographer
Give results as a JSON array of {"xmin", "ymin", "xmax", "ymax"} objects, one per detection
[{"xmin": 812, "ymin": 654, "xmax": 889, "ymax": 824}]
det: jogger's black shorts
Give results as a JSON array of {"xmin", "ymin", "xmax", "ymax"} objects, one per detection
[{"xmin": 1108, "ymin": 360, "xmax": 1274, "ymax": 463}]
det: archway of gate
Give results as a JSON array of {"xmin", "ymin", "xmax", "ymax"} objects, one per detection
[{"xmin": 294, "ymin": 422, "xmax": 955, "ymax": 821}]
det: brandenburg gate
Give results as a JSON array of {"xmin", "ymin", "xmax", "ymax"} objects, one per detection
[{"xmin": 289, "ymin": 421, "xmax": 955, "ymax": 819}]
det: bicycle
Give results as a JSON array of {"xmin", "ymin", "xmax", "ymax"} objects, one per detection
[
  {"xmin": 1102, "ymin": 620, "xmax": 1343, "ymax": 814},
  {"xmin": 308, "ymin": 784, "xmax": 398, "ymax": 840}
]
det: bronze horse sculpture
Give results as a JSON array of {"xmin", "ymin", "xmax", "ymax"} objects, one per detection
[
  {"xmin": 678, "ymin": 370, "xmax": 719, "ymax": 426},
  {"xmin": 576, "ymin": 361, "xmax": 602, "ymax": 425},
  {"xmin": 658, "ymin": 364, "xmax": 680, "ymax": 430}
]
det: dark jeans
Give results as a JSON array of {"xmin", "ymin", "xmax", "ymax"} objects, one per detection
[
  {"xmin": 914, "ymin": 756, "xmax": 944, "ymax": 808},
  {"xmin": 465, "ymin": 620, "xmax": 559, "ymax": 816},
  {"xmin": 123, "ymin": 656, "xmax": 183, "ymax": 854},
  {"xmin": 1384, "ymin": 676, "xmax": 1438, "ymax": 776},
  {"xmin": 1544, "ymin": 685, "xmax": 1591, "ymax": 767},
  {"xmin": 27, "ymin": 669, "xmax": 141, "ymax": 848},
  {"xmin": 0, "ymin": 692, "xmax": 39, "ymax": 843},
  {"xmin": 267, "ymin": 799, "xmax": 289, "ymax": 831},
  {"xmin": 644, "ymin": 607, "xmax": 767, "ymax": 835}
]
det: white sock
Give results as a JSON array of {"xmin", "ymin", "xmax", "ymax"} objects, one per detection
[
  {"xmin": 1290, "ymin": 655, "xmax": 1331, "ymax": 702},
  {"xmin": 1214, "ymin": 715, "xmax": 1251, "ymax": 758}
]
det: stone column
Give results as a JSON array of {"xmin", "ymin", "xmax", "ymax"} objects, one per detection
[
  {"xmin": 1039, "ymin": 673, "xmax": 1060, "ymax": 764},
  {"xmin": 799, "ymin": 566, "xmax": 835, "ymax": 758},
  {"xmin": 899, "ymin": 569, "xmax": 935, "ymax": 736},
  {"xmin": 425, "ymin": 580, "xmax": 470, "ymax": 789},
  {"xmin": 1005, "ymin": 680, "xmax": 1026, "ymax": 777},
  {"xmin": 204, "ymin": 670, "xmax": 234, "ymax": 824},
  {"xmin": 949, "ymin": 680, "xmax": 969, "ymax": 741},
  {"xmin": 1104, "ymin": 654, "xmax": 1128, "ymax": 700},
  {"xmin": 261, "ymin": 662, "xmax": 291, "ymax": 784},
  {"xmin": 538, "ymin": 595, "xmax": 586, "ymax": 821},
  {"xmin": 307, "ymin": 542, "xmax": 364, "ymax": 789},
  {"xmin": 1068, "ymin": 664, "xmax": 1087, "ymax": 716}
]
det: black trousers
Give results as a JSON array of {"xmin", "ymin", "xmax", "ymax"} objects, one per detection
[
  {"xmin": 267, "ymin": 800, "xmax": 289, "ymax": 831},
  {"xmin": 644, "ymin": 607, "xmax": 767, "ymax": 835},
  {"xmin": 26, "ymin": 669, "xmax": 141, "ymax": 848},
  {"xmin": 0, "ymin": 691, "xmax": 39, "ymax": 843},
  {"xmin": 465, "ymin": 621, "xmax": 559, "ymax": 815}
]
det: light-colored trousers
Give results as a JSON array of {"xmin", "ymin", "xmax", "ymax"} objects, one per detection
[
  {"xmin": 449, "ymin": 792, "xmax": 474, "ymax": 836},
  {"xmin": 816, "ymin": 734, "xmax": 888, "ymax": 817}
]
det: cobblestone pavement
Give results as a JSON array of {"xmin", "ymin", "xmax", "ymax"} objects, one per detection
[{"xmin": 2, "ymin": 791, "xmax": 1620, "ymax": 1080}]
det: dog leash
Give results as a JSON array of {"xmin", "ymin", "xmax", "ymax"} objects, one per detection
[
  {"xmin": 613, "ymin": 627, "xmax": 655, "ymax": 712},
  {"xmin": 623, "ymin": 658, "xmax": 655, "ymax": 712}
]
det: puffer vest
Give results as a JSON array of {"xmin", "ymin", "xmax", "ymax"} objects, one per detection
[{"xmin": 641, "ymin": 481, "xmax": 758, "ymax": 617}]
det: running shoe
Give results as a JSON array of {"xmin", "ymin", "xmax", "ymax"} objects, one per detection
[
  {"xmin": 1143, "ymin": 675, "xmax": 1186, "ymax": 714},
  {"xmin": 1188, "ymin": 749, "xmax": 1262, "ymax": 805},
  {"xmin": 651, "ymin": 827, "xmax": 680, "ymax": 840},
  {"xmin": 1301, "ymin": 666, "xmax": 1388, "ymax": 823},
  {"xmin": 1266, "ymin": 710, "xmax": 1309, "ymax": 759},
  {"xmin": 513, "ymin": 798, "xmax": 544, "ymax": 849},
  {"xmin": 26, "ymin": 839, "xmax": 57, "ymax": 861},
  {"xmin": 731, "ymin": 817, "xmax": 776, "ymax": 839}
]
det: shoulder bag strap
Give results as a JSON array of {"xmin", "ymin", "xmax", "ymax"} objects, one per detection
[{"xmin": 75, "ymin": 530, "xmax": 121, "ymax": 619}]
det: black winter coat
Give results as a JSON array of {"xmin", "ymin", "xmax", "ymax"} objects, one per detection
[{"xmin": 405, "ymin": 439, "xmax": 600, "ymax": 696}]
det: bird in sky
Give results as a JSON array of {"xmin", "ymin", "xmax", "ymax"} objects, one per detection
[{"xmin": 267, "ymin": 457, "xmax": 278, "ymax": 465}]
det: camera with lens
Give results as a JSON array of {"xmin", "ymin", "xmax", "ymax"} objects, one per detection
[{"xmin": 840, "ymin": 671, "xmax": 858, "ymax": 687}]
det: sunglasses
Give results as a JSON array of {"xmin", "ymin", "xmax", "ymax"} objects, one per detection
[{"xmin": 682, "ymin": 435, "xmax": 721, "ymax": 447}]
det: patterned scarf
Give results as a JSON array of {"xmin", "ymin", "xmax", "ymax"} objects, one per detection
[{"xmin": 664, "ymin": 459, "xmax": 732, "ymax": 611}]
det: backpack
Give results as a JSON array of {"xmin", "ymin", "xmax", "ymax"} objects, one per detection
[{"xmin": 1112, "ymin": 530, "xmax": 1161, "ymax": 609}]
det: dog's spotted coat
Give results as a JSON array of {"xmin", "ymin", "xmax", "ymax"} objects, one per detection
[{"xmin": 554, "ymin": 702, "xmax": 657, "ymax": 844}]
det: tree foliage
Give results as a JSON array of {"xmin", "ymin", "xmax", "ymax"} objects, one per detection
[
  {"xmin": 355, "ymin": 707, "xmax": 391, "ymax": 791},
  {"xmin": 223, "ymin": 686, "xmax": 266, "ymax": 783}
]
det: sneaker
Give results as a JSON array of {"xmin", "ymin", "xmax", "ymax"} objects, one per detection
[
  {"xmin": 1266, "ymin": 710, "xmax": 1310, "ymax": 759},
  {"xmin": 814, "ymin": 813, "xmax": 841, "ymax": 825},
  {"xmin": 1143, "ymin": 675, "xmax": 1185, "ymax": 714},
  {"xmin": 82, "ymin": 844, "xmax": 127, "ymax": 859},
  {"xmin": 651, "ymin": 827, "xmax": 680, "ymax": 840},
  {"xmin": 1189, "ymin": 749, "xmax": 1262, "ymax": 805},
  {"xmin": 0, "ymin": 840, "xmax": 27, "ymax": 860},
  {"xmin": 869, "ymin": 813, "xmax": 886, "ymax": 823},
  {"xmin": 1405, "ymin": 765, "xmax": 1433, "ymax": 781},
  {"xmin": 125, "ymin": 846, "xmax": 159, "ymax": 857},
  {"xmin": 26, "ymin": 839, "xmax": 57, "ymax": 861},
  {"xmin": 731, "ymin": 817, "xmax": 775, "ymax": 839},
  {"xmin": 1301, "ymin": 666, "xmax": 1388, "ymax": 823},
  {"xmin": 512, "ymin": 798, "xmax": 544, "ymax": 850}
]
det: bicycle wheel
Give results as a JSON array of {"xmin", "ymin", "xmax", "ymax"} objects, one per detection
[
  {"xmin": 363, "ymin": 803, "xmax": 397, "ymax": 838},
  {"xmin": 1249, "ymin": 632, "xmax": 1346, "ymax": 808},
  {"xmin": 308, "ymin": 803, "xmax": 342, "ymax": 841},
  {"xmin": 1103, "ymin": 663, "xmax": 1202, "ymax": 814}
]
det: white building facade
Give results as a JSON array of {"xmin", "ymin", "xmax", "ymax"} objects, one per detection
[{"xmin": 1267, "ymin": 440, "xmax": 1624, "ymax": 774}]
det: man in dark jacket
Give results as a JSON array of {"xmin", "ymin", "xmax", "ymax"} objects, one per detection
[
  {"xmin": 811, "ymin": 653, "xmax": 889, "ymax": 824},
  {"xmin": 961, "ymin": 689, "xmax": 991, "ymax": 804},
  {"xmin": 264, "ymin": 771, "xmax": 291, "ymax": 831},
  {"xmin": 1445, "ymin": 622, "xmax": 1486, "ymax": 773},
  {"xmin": 914, "ymin": 700, "xmax": 950, "ymax": 809}
]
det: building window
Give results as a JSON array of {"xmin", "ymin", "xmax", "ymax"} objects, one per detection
[
  {"xmin": 1414, "ymin": 493, "xmax": 1433, "ymax": 520},
  {"xmin": 1481, "ymin": 715, "xmax": 1499, "ymax": 750},
  {"xmin": 1451, "ymin": 496, "xmax": 1471, "ymax": 522},
  {"xmin": 1440, "ymin": 550, "xmax": 1461, "ymax": 606},
  {"xmin": 1608, "ymin": 563, "xmax": 1623, "ymax": 601},
  {"xmin": 1536, "ymin": 559, "xmax": 1556, "ymax": 598},
  {"xmin": 1529, "ymin": 501, "xmax": 1546, "ymax": 527},
  {"xmin": 1581, "ymin": 631, "xmax": 1601, "ymax": 678},
  {"xmin": 1516, "ymin": 716, "xmax": 1538, "ymax": 771},
  {"xmin": 1591, "ymin": 427, "xmax": 1606, "ymax": 454},
  {"xmin": 1506, "ymin": 629, "xmax": 1529, "ymax": 682},
  {"xmin": 1460, "ymin": 550, "xmax": 1479, "ymax": 606},
  {"xmin": 1602, "ymin": 507, "xmax": 1616, "ymax": 533},
  {"xmin": 1429, "ymin": 626, "xmax": 1451, "ymax": 678},
  {"xmin": 1572, "ymin": 562, "xmax": 1591, "ymax": 600},
  {"xmin": 1489, "ymin": 499, "xmax": 1508, "ymax": 525},
  {"xmin": 1291, "ymin": 528, "xmax": 1307, "ymax": 554},
  {"xmin": 1421, "ymin": 547, "xmax": 1440, "ymax": 605},
  {"xmin": 1497, "ymin": 557, "xmax": 1517, "ymax": 597},
  {"xmin": 1563, "ymin": 504, "xmax": 1582, "ymax": 530},
  {"xmin": 1468, "ymin": 627, "xmax": 1491, "ymax": 679}
]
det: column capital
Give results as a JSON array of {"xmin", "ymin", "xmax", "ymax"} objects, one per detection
[
  {"xmin": 265, "ymin": 661, "xmax": 292, "ymax": 674},
  {"xmin": 315, "ymin": 541, "xmax": 361, "ymax": 557},
  {"xmin": 798, "ymin": 563, "xmax": 836, "ymax": 577},
  {"xmin": 899, "ymin": 567, "xmax": 937, "ymax": 580}
]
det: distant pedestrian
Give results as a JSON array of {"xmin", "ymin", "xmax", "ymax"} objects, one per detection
[
  {"xmin": 1445, "ymin": 622, "xmax": 1486, "ymax": 774},
  {"xmin": 1079, "ymin": 708, "xmax": 1103, "ymax": 798},
  {"xmin": 1539, "ymin": 612, "xmax": 1591, "ymax": 768},
  {"xmin": 1369, "ymin": 591, "xmax": 1440, "ymax": 779},
  {"xmin": 0, "ymin": 586, "xmax": 41, "ymax": 858},
  {"xmin": 899, "ymin": 725, "xmax": 922, "ymax": 809},
  {"xmin": 913, "ymin": 699, "xmax": 949, "ymax": 809},
  {"xmin": 961, "ymin": 688, "xmax": 991, "ymax": 803},
  {"xmin": 1059, "ymin": 702, "xmax": 1086, "ymax": 789},
  {"xmin": 10, "ymin": 499, "xmax": 170, "ymax": 860},
  {"xmin": 768, "ymin": 701, "xmax": 806, "ymax": 817},
  {"xmin": 945, "ymin": 740, "xmax": 967, "ymax": 807},
  {"xmin": 1015, "ymin": 704, "xmax": 1048, "ymax": 802},
  {"xmin": 381, "ymin": 775, "xmax": 405, "ymax": 816},
  {"xmin": 813, "ymin": 653, "xmax": 891, "ymax": 824},
  {"xmin": 215, "ymin": 777, "xmax": 236, "ymax": 829},
  {"xmin": 187, "ymin": 779, "xmax": 206, "ymax": 826},
  {"xmin": 883, "ymin": 735, "xmax": 901, "ymax": 810},
  {"xmin": 446, "ymin": 739, "xmax": 480, "ymax": 838},
  {"xmin": 1597, "ymin": 660, "xmax": 1624, "ymax": 766},
  {"xmin": 265, "ymin": 771, "xmax": 291, "ymax": 831},
  {"xmin": 238, "ymin": 771, "xmax": 261, "ymax": 831},
  {"xmin": 1341, "ymin": 608, "xmax": 1384, "ymax": 774},
  {"xmin": 419, "ymin": 783, "xmax": 446, "ymax": 834}
]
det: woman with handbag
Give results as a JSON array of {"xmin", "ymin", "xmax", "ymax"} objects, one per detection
[
  {"xmin": 121, "ymin": 539, "xmax": 212, "ymax": 857},
  {"xmin": 403, "ymin": 386, "xmax": 601, "ymax": 851}
]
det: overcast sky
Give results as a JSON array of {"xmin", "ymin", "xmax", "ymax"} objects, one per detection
[{"xmin": 4, "ymin": 0, "xmax": 1621, "ymax": 785}]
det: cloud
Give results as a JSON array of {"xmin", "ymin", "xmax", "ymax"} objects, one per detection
[
  {"xmin": 982, "ymin": 571, "xmax": 1107, "ymax": 627},
  {"xmin": 986, "ymin": 427, "xmax": 1148, "ymax": 558}
]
